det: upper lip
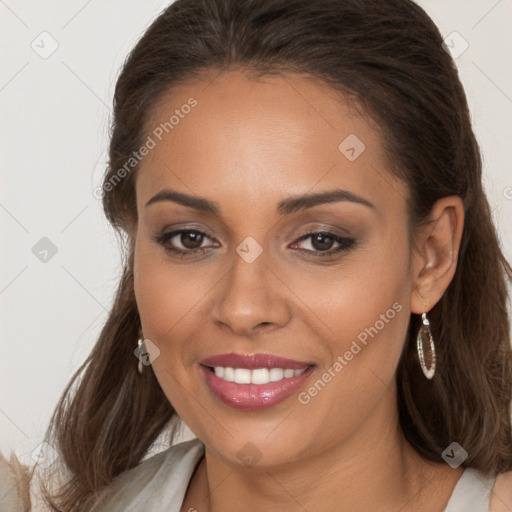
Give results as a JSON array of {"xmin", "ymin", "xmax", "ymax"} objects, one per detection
[{"xmin": 200, "ymin": 353, "xmax": 313, "ymax": 370}]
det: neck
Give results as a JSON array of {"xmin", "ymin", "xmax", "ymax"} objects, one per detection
[{"xmin": 188, "ymin": 393, "xmax": 462, "ymax": 512}]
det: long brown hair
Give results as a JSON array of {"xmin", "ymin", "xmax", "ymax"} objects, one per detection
[{"xmin": 42, "ymin": 0, "xmax": 512, "ymax": 509}]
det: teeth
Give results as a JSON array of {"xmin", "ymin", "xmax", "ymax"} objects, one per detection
[
  {"xmin": 223, "ymin": 367, "xmax": 234, "ymax": 382},
  {"xmin": 251, "ymin": 368, "xmax": 269, "ymax": 384},
  {"xmin": 234, "ymin": 368, "xmax": 251, "ymax": 384},
  {"xmin": 269, "ymin": 368, "xmax": 284, "ymax": 381},
  {"xmin": 212, "ymin": 366, "xmax": 307, "ymax": 384}
]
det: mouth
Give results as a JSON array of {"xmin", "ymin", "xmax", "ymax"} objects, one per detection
[
  {"xmin": 210, "ymin": 366, "xmax": 308, "ymax": 384},
  {"xmin": 199, "ymin": 353, "xmax": 315, "ymax": 409}
]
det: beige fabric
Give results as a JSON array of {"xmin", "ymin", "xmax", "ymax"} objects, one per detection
[
  {"xmin": 0, "ymin": 452, "xmax": 32, "ymax": 512},
  {"xmin": 2, "ymin": 442, "xmax": 507, "ymax": 511},
  {"xmin": 88, "ymin": 439, "xmax": 204, "ymax": 512}
]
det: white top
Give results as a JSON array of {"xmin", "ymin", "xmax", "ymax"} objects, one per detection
[
  {"xmin": 87, "ymin": 439, "xmax": 495, "ymax": 512},
  {"xmin": 0, "ymin": 441, "xmax": 497, "ymax": 511},
  {"xmin": 443, "ymin": 468, "xmax": 494, "ymax": 512}
]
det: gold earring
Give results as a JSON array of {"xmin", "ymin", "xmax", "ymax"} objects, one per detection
[{"xmin": 417, "ymin": 313, "xmax": 436, "ymax": 380}]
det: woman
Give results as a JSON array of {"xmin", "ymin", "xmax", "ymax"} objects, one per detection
[{"xmin": 5, "ymin": 0, "xmax": 512, "ymax": 510}]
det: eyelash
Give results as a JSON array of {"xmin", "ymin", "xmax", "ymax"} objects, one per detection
[{"xmin": 153, "ymin": 229, "xmax": 356, "ymax": 259}]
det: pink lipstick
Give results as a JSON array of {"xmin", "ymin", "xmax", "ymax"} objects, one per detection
[{"xmin": 200, "ymin": 353, "xmax": 314, "ymax": 409}]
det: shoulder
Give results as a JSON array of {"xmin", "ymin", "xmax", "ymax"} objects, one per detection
[
  {"xmin": 445, "ymin": 468, "xmax": 512, "ymax": 512},
  {"xmin": 90, "ymin": 438, "xmax": 204, "ymax": 512},
  {"xmin": 444, "ymin": 468, "xmax": 496, "ymax": 512},
  {"xmin": 490, "ymin": 470, "xmax": 512, "ymax": 512}
]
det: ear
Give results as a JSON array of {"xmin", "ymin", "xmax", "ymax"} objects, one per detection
[{"xmin": 410, "ymin": 196, "xmax": 464, "ymax": 314}]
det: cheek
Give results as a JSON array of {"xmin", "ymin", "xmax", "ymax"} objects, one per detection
[
  {"xmin": 289, "ymin": 240, "xmax": 411, "ymax": 413},
  {"xmin": 287, "ymin": 259, "xmax": 411, "ymax": 446},
  {"xmin": 133, "ymin": 241, "xmax": 227, "ymax": 434},
  {"xmin": 289, "ymin": 238, "xmax": 411, "ymax": 343},
  {"xmin": 134, "ymin": 240, "xmax": 210, "ymax": 340}
]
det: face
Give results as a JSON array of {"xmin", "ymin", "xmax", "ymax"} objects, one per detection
[{"xmin": 133, "ymin": 69, "xmax": 414, "ymax": 467}]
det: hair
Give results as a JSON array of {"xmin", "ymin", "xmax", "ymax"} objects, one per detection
[{"xmin": 41, "ymin": 0, "xmax": 512, "ymax": 509}]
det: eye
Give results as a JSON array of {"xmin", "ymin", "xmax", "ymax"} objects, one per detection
[
  {"xmin": 154, "ymin": 228, "xmax": 356, "ymax": 259},
  {"xmin": 290, "ymin": 231, "xmax": 356, "ymax": 257},
  {"xmin": 154, "ymin": 229, "xmax": 218, "ymax": 256}
]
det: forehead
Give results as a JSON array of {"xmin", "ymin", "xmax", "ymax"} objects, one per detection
[{"xmin": 136, "ymin": 69, "xmax": 406, "ymax": 215}]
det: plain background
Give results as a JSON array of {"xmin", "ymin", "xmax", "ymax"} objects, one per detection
[{"xmin": 1, "ymin": 0, "xmax": 511, "ymax": 464}]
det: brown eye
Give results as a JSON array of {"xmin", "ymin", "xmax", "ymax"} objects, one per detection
[
  {"xmin": 290, "ymin": 231, "xmax": 356, "ymax": 257},
  {"xmin": 180, "ymin": 231, "xmax": 204, "ymax": 249},
  {"xmin": 310, "ymin": 233, "xmax": 335, "ymax": 251},
  {"xmin": 154, "ymin": 229, "xmax": 218, "ymax": 256}
]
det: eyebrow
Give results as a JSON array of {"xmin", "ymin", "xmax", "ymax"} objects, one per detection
[
  {"xmin": 278, "ymin": 189, "xmax": 375, "ymax": 214},
  {"xmin": 145, "ymin": 188, "xmax": 375, "ymax": 214},
  {"xmin": 145, "ymin": 189, "xmax": 220, "ymax": 214}
]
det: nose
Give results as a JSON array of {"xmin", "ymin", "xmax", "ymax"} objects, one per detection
[{"xmin": 210, "ymin": 253, "xmax": 292, "ymax": 336}]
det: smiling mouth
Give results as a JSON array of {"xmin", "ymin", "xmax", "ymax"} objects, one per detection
[
  {"xmin": 199, "ymin": 353, "xmax": 315, "ymax": 409},
  {"xmin": 206, "ymin": 366, "xmax": 309, "ymax": 384}
]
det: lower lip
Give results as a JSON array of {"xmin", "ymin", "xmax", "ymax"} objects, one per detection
[{"xmin": 200, "ymin": 365, "xmax": 315, "ymax": 409}]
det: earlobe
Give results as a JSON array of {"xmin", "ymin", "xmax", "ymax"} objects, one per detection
[{"xmin": 410, "ymin": 196, "xmax": 464, "ymax": 315}]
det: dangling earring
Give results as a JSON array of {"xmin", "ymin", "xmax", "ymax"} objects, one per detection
[
  {"xmin": 136, "ymin": 338, "xmax": 145, "ymax": 375},
  {"xmin": 416, "ymin": 312, "xmax": 436, "ymax": 380}
]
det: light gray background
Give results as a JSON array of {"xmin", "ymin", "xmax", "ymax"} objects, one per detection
[{"xmin": 1, "ymin": 0, "xmax": 511, "ymax": 463}]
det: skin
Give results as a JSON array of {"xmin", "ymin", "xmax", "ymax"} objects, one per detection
[{"xmin": 131, "ymin": 69, "xmax": 467, "ymax": 511}]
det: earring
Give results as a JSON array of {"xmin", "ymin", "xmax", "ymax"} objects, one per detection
[
  {"xmin": 416, "ymin": 313, "xmax": 436, "ymax": 380},
  {"xmin": 136, "ymin": 338, "xmax": 145, "ymax": 374}
]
